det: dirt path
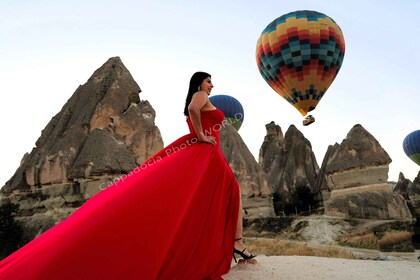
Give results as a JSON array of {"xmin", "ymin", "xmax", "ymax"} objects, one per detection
[
  {"xmin": 223, "ymin": 255, "xmax": 420, "ymax": 280},
  {"xmin": 299, "ymin": 216, "xmax": 343, "ymax": 245},
  {"xmin": 289, "ymin": 216, "xmax": 419, "ymax": 261}
]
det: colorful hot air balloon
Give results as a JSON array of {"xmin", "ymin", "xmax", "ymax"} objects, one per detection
[
  {"xmin": 403, "ymin": 130, "xmax": 420, "ymax": 166},
  {"xmin": 256, "ymin": 10, "xmax": 345, "ymax": 118},
  {"xmin": 209, "ymin": 95, "xmax": 244, "ymax": 131}
]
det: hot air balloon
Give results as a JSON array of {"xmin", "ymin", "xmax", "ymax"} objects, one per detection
[
  {"xmin": 256, "ymin": 10, "xmax": 345, "ymax": 126},
  {"xmin": 403, "ymin": 130, "xmax": 420, "ymax": 166},
  {"xmin": 209, "ymin": 95, "xmax": 244, "ymax": 131}
]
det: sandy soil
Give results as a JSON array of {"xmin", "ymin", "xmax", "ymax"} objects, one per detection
[
  {"xmin": 230, "ymin": 215, "xmax": 420, "ymax": 279},
  {"xmin": 223, "ymin": 255, "xmax": 420, "ymax": 280}
]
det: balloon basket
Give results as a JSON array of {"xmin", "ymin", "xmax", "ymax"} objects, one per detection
[{"xmin": 303, "ymin": 115, "xmax": 315, "ymax": 126}]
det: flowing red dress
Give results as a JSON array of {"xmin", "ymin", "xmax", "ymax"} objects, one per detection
[{"xmin": 0, "ymin": 108, "xmax": 240, "ymax": 279}]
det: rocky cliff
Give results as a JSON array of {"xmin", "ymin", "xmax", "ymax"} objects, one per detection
[
  {"xmin": 394, "ymin": 172, "xmax": 413, "ymax": 199},
  {"xmin": 0, "ymin": 57, "xmax": 164, "ymax": 237},
  {"xmin": 323, "ymin": 124, "xmax": 391, "ymax": 190},
  {"xmin": 394, "ymin": 171, "xmax": 420, "ymax": 197},
  {"xmin": 394, "ymin": 171, "xmax": 420, "ymax": 218},
  {"xmin": 408, "ymin": 172, "xmax": 420, "ymax": 244},
  {"xmin": 258, "ymin": 122, "xmax": 320, "ymax": 212},
  {"xmin": 3, "ymin": 57, "xmax": 163, "ymax": 193},
  {"xmin": 220, "ymin": 123, "xmax": 274, "ymax": 218},
  {"xmin": 322, "ymin": 125, "xmax": 412, "ymax": 220}
]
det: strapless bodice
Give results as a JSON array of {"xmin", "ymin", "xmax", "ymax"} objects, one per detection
[{"xmin": 187, "ymin": 108, "xmax": 225, "ymax": 139}]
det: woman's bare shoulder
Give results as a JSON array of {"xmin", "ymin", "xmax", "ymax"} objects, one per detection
[
  {"xmin": 194, "ymin": 90, "xmax": 209, "ymax": 98},
  {"xmin": 190, "ymin": 90, "xmax": 209, "ymax": 102}
]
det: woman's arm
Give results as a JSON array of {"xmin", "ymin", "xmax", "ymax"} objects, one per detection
[{"xmin": 188, "ymin": 91, "xmax": 216, "ymax": 145}]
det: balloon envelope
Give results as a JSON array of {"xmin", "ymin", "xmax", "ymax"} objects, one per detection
[
  {"xmin": 403, "ymin": 130, "xmax": 420, "ymax": 166},
  {"xmin": 256, "ymin": 10, "xmax": 345, "ymax": 116},
  {"xmin": 209, "ymin": 95, "xmax": 244, "ymax": 131}
]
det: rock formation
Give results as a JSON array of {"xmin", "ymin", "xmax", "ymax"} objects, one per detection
[
  {"xmin": 220, "ymin": 123, "xmax": 275, "ymax": 218},
  {"xmin": 405, "ymin": 171, "xmax": 420, "ymax": 197},
  {"xmin": 413, "ymin": 172, "xmax": 420, "ymax": 195},
  {"xmin": 395, "ymin": 171, "xmax": 420, "ymax": 218},
  {"xmin": 0, "ymin": 57, "xmax": 276, "ymax": 241},
  {"xmin": 258, "ymin": 122, "xmax": 320, "ymax": 210},
  {"xmin": 0, "ymin": 57, "xmax": 164, "ymax": 237},
  {"xmin": 325, "ymin": 184, "xmax": 412, "ymax": 219},
  {"xmin": 314, "ymin": 143, "xmax": 339, "ymax": 194},
  {"xmin": 393, "ymin": 172, "xmax": 413, "ymax": 199},
  {"xmin": 322, "ymin": 124, "xmax": 391, "ymax": 190},
  {"xmin": 408, "ymin": 172, "xmax": 420, "ymax": 244},
  {"xmin": 322, "ymin": 124, "xmax": 412, "ymax": 220}
]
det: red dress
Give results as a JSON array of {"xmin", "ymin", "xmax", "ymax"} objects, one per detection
[{"xmin": 0, "ymin": 108, "xmax": 240, "ymax": 279}]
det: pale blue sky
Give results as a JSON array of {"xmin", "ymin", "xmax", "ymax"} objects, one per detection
[{"xmin": 1, "ymin": 0, "xmax": 419, "ymax": 188}]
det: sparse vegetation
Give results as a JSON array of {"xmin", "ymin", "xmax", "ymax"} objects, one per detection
[
  {"xmin": 282, "ymin": 220, "xmax": 309, "ymax": 241},
  {"xmin": 339, "ymin": 230, "xmax": 415, "ymax": 252},
  {"xmin": 243, "ymin": 217, "xmax": 294, "ymax": 238},
  {"xmin": 328, "ymin": 218, "xmax": 344, "ymax": 226},
  {"xmin": 339, "ymin": 232, "xmax": 379, "ymax": 250},
  {"xmin": 243, "ymin": 216, "xmax": 416, "ymax": 257},
  {"xmin": 293, "ymin": 220, "xmax": 309, "ymax": 232},
  {"xmin": 343, "ymin": 218, "xmax": 361, "ymax": 227},
  {"xmin": 244, "ymin": 237, "xmax": 355, "ymax": 259},
  {"xmin": 378, "ymin": 231, "xmax": 414, "ymax": 252}
]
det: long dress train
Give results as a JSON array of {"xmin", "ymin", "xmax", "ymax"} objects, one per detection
[{"xmin": 0, "ymin": 108, "xmax": 240, "ymax": 279}]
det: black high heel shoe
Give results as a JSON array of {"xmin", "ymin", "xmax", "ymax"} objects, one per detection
[{"xmin": 233, "ymin": 237, "xmax": 256, "ymax": 263}]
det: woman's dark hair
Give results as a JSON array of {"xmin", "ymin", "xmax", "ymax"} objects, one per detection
[{"xmin": 183, "ymin": 71, "xmax": 211, "ymax": 116}]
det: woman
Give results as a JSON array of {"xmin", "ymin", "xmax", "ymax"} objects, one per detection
[
  {"xmin": 0, "ymin": 72, "xmax": 254, "ymax": 279},
  {"xmin": 184, "ymin": 72, "xmax": 255, "ymax": 264}
]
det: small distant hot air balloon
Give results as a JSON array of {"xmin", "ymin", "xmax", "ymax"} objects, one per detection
[
  {"xmin": 256, "ymin": 10, "xmax": 345, "ymax": 126},
  {"xmin": 403, "ymin": 130, "xmax": 420, "ymax": 166},
  {"xmin": 209, "ymin": 95, "xmax": 244, "ymax": 131}
]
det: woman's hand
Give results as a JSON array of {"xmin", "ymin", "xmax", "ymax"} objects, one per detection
[{"xmin": 198, "ymin": 133, "xmax": 217, "ymax": 146}]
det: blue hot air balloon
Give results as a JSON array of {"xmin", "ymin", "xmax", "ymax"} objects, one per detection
[
  {"xmin": 403, "ymin": 130, "xmax": 420, "ymax": 166},
  {"xmin": 209, "ymin": 95, "xmax": 244, "ymax": 131}
]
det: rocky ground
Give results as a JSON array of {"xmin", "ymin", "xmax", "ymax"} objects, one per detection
[
  {"xmin": 226, "ymin": 215, "xmax": 420, "ymax": 279},
  {"xmin": 224, "ymin": 255, "xmax": 420, "ymax": 280}
]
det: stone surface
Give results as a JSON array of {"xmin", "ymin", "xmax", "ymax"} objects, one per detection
[
  {"xmin": 323, "ymin": 124, "xmax": 392, "ymax": 190},
  {"xmin": 317, "ymin": 124, "xmax": 412, "ymax": 220},
  {"xmin": 112, "ymin": 100, "xmax": 163, "ymax": 165},
  {"xmin": 325, "ymin": 184, "xmax": 412, "ymax": 220},
  {"xmin": 314, "ymin": 143, "xmax": 339, "ymax": 193},
  {"xmin": 409, "ymin": 172, "xmax": 420, "ymax": 218},
  {"xmin": 393, "ymin": 172, "xmax": 412, "ymax": 199},
  {"xmin": 258, "ymin": 121, "xmax": 284, "ymax": 173},
  {"xmin": 2, "ymin": 57, "xmax": 163, "ymax": 193},
  {"xmin": 69, "ymin": 128, "xmax": 137, "ymax": 178},
  {"xmin": 410, "ymin": 171, "xmax": 420, "ymax": 196},
  {"xmin": 326, "ymin": 165, "xmax": 390, "ymax": 190},
  {"xmin": 0, "ymin": 57, "xmax": 164, "ymax": 237},
  {"xmin": 394, "ymin": 171, "xmax": 420, "ymax": 221},
  {"xmin": 220, "ymin": 122, "xmax": 275, "ymax": 218},
  {"xmin": 258, "ymin": 122, "xmax": 319, "ymax": 204}
]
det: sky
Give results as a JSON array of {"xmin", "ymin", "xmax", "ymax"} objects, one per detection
[{"xmin": 1, "ymin": 0, "xmax": 419, "ymax": 188}]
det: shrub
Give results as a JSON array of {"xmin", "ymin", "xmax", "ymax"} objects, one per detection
[
  {"xmin": 378, "ymin": 231, "xmax": 414, "ymax": 252},
  {"xmin": 244, "ymin": 237, "xmax": 354, "ymax": 259},
  {"xmin": 339, "ymin": 232, "xmax": 378, "ymax": 250}
]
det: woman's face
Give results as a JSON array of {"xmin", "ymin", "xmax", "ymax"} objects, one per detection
[{"xmin": 200, "ymin": 77, "xmax": 213, "ymax": 95}]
